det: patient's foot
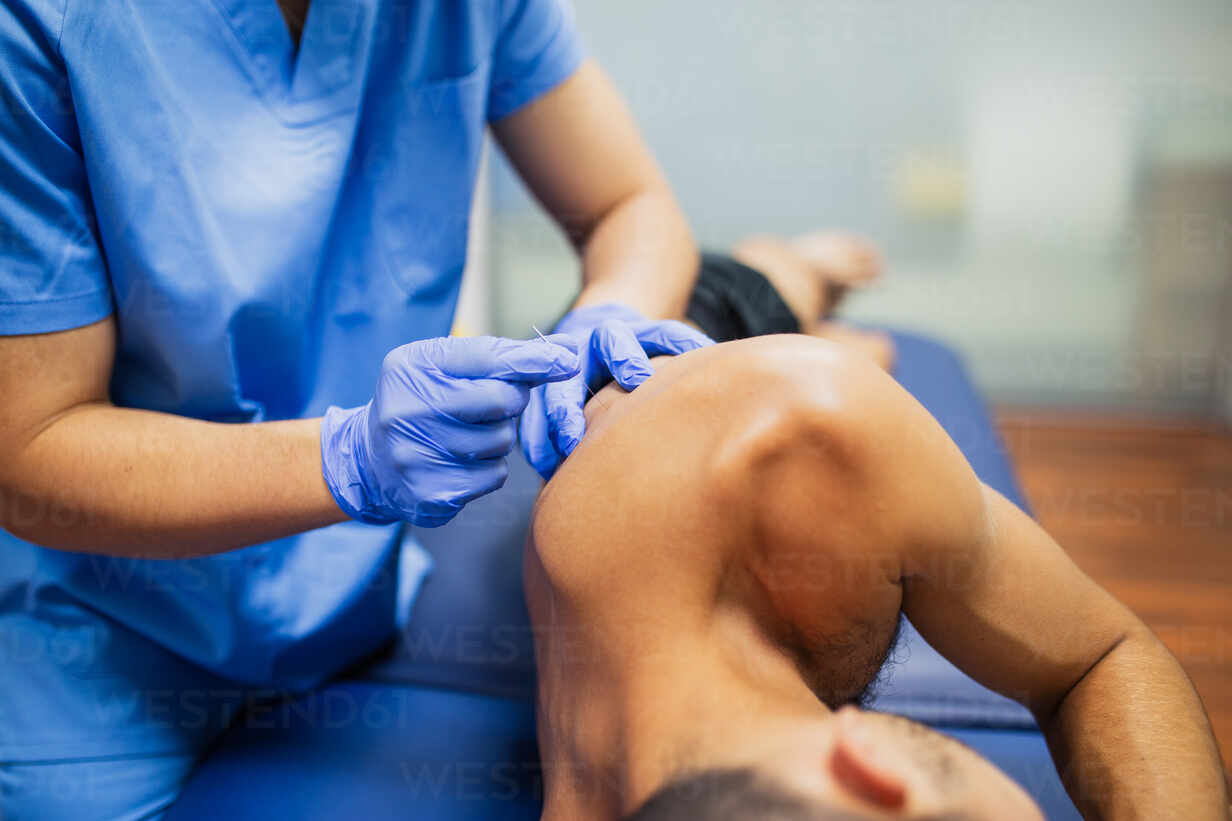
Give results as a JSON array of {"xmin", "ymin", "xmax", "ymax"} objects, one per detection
[
  {"xmin": 729, "ymin": 231, "xmax": 893, "ymax": 370},
  {"xmin": 789, "ymin": 231, "xmax": 882, "ymax": 292},
  {"xmin": 790, "ymin": 231, "xmax": 883, "ymax": 322},
  {"xmin": 731, "ymin": 232, "xmax": 883, "ymax": 323}
]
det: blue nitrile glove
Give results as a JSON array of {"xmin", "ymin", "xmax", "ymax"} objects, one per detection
[
  {"xmin": 322, "ymin": 335, "xmax": 580, "ymax": 527},
  {"xmin": 519, "ymin": 303, "xmax": 714, "ymax": 480}
]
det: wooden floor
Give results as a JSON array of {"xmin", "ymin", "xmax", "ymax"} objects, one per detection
[{"xmin": 997, "ymin": 411, "xmax": 1232, "ymax": 776}]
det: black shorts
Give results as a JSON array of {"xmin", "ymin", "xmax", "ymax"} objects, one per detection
[{"xmin": 685, "ymin": 253, "xmax": 801, "ymax": 343}]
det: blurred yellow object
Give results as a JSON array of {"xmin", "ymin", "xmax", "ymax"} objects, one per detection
[
  {"xmin": 450, "ymin": 322, "xmax": 477, "ymax": 338},
  {"xmin": 894, "ymin": 150, "xmax": 966, "ymax": 219}
]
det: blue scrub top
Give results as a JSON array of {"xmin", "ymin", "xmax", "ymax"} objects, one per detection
[{"xmin": 0, "ymin": 0, "xmax": 583, "ymax": 760}]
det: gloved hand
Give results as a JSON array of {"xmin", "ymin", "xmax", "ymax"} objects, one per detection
[
  {"xmin": 322, "ymin": 335, "xmax": 580, "ymax": 527},
  {"xmin": 519, "ymin": 303, "xmax": 714, "ymax": 479}
]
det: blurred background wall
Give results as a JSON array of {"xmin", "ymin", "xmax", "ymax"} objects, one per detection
[{"xmin": 474, "ymin": 0, "xmax": 1232, "ymax": 418}]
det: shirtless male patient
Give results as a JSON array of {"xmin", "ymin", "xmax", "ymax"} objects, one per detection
[{"xmin": 523, "ymin": 235, "xmax": 1229, "ymax": 820}]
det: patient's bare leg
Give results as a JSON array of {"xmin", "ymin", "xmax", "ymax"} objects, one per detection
[{"xmin": 729, "ymin": 233, "xmax": 895, "ymax": 370}]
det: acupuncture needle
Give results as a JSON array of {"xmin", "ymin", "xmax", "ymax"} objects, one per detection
[{"xmin": 532, "ymin": 324, "xmax": 594, "ymax": 399}]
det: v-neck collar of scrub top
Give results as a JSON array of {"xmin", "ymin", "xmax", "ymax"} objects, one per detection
[{"xmin": 210, "ymin": 0, "xmax": 375, "ymax": 125}]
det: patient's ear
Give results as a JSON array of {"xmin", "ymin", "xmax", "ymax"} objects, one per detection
[{"xmin": 827, "ymin": 707, "xmax": 909, "ymax": 812}]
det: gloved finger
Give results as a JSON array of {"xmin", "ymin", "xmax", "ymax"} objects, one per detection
[
  {"xmin": 544, "ymin": 373, "xmax": 587, "ymax": 458},
  {"xmin": 407, "ymin": 459, "xmax": 510, "ymax": 527},
  {"xmin": 437, "ymin": 378, "xmax": 532, "ymax": 424},
  {"xmin": 537, "ymin": 332, "xmax": 580, "ymax": 356},
  {"xmin": 432, "ymin": 336, "xmax": 581, "ymax": 383},
  {"xmin": 628, "ymin": 320, "xmax": 715, "ymax": 357},
  {"xmin": 437, "ymin": 419, "xmax": 519, "ymax": 462},
  {"xmin": 591, "ymin": 320, "xmax": 655, "ymax": 391},
  {"xmin": 520, "ymin": 387, "xmax": 564, "ymax": 480}
]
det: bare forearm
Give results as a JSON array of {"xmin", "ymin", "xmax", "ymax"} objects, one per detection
[
  {"xmin": 1043, "ymin": 629, "xmax": 1228, "ymax": 820},
  {"xmin": 573, "ymin": 189, "xmax": 699, "ymax": 320},
  {"xmin": 0, "ymin": 403, "xmax": 347, "ymax": 558}
]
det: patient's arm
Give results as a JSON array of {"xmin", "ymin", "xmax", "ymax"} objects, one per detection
[
  {"xmin": 941, "ymin": 488, "xmax": 1222, "ymax": 813},
  {"xmin": 905, "ymin": 485, "xmax": 1228, "ymax": 819},
  {"xmin": 819, "ymin": 348, "xmax": 1230, "ymax": 819}
]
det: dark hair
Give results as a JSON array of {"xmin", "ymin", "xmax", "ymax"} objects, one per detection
[
  {"xmin": 621, "ymin": 767, "xmax": 976, "ymax": 821},
  {"xmin": 620, "ymin": 767, "xmax": 845, "ymax": 821}
]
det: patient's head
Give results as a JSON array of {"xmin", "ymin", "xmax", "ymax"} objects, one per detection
[{"xmin": 623, "ymin": 708, "xmax": 1043, "ymax": 821}]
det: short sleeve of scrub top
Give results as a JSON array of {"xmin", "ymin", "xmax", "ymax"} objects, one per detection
[
  {"xmin": 488, "ymin": 0, "xmax": 587, "ymax": 121},
  {"xmin": 0, "ymin": 0, "xmax": 111, "ymax": 335}
]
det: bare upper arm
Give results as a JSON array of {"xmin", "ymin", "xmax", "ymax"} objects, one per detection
[
  {"xmin": 490, "ymin": 60, "xmax": 670, "ymax": 245},
  {"xmin": 876, "ymin": 391, "xmax": 1143, "ymax": 718},
  {"xmin": 740, "ymin": 343, "xmax": 1143, "ymax": 718},
  {"xmin": 902, "ymin": 483, "xmax": 1140, "ymax": 717},
  {"xmin": 0, "ymin": 316, "xmax": 115, "ymax": 473}
]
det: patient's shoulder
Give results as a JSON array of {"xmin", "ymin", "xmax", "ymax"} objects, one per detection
[
  {"xmin": 714, "ymin": 334, "xmax": 987, "ymax": 555},
  {"xmin": 706, "ymin": 336, "xmax": 895, "ymax": 474},
  {"xmin": 529, "ymin": 336, "xmax": 877, "ymax": 607},
  {"xmin": 694, "ymin": 335, "xmax": 928, "ymax": 538},
  {"xmin": 704, "ymin": 336, "xmax": 993, "ymax": 690}
]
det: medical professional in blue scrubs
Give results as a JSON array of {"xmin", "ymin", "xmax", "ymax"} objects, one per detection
[{"xmin": 0, "ymin": 1, "xmax": 711, "ymax": 817}]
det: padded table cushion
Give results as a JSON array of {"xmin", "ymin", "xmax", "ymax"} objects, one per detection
[{"xmin": 168, "ymin": 331, "xmax": 1081, "ymax": 820}]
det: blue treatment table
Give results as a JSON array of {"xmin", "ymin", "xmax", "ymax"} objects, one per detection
[{"xmin": 167, "ymin": 332, "xmax": 1082, "ymax": 821}]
